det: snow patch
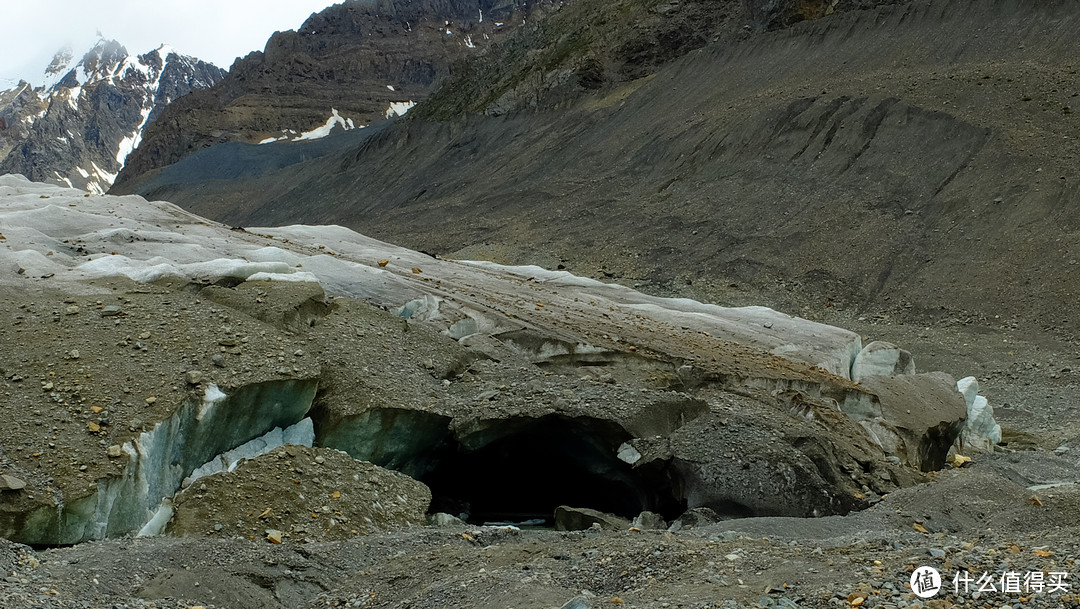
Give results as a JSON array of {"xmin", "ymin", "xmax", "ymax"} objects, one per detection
[
  {"xmin": 246, "ymin": 271, "xmax": 321, "ymax": 283},
  {"xmin": 64, "ymin": 86, "xmax": 81, "ymax": 110},
  {"xmin": 117, "ymin": 55, "xmax": 152, "ymax": 80},
  {"xmin": 295, "ymin": 108, "xmax": 353, "ymax": 141},
  {"xmin": 386, "ymin": 101, "xmax": 416, "ymax": 119},
  {"xmin": 199, "ymin": 383, "xmax": 228, "ymax": 420},
  {"xmin": 116, "ymin": 107, "xmax": 153, "ymax": 164},
  {"xmin": 262, "ymin": 109, "xmax": 359, "ymax": 144},
  {"xmin": 41, "ymin": 49, "xmax": 76, "ymax": 89},
  {"xmin": 78, "ymin": 255, "xmax": 298, "ymax": 284},
  {"xmin": 137, "ymin": 499, "xmax": 174, "ymax": 537},
  {"xmin": 90, "ymin": 161, "xmax": 117, "ymax": 187},
  {"xmin": 52, "ymin": 172, "xmax": 73, "ymax": 189}
]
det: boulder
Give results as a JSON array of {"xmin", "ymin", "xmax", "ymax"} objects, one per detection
[
  {"xmin": 631, "ymin": 511, "xmax": 668, "ymax": 530},
  {"xmin": 554, "ymin": 506, "xmax": 629, "ymax": 532},
  {"xmin": 559, "ymin": 596, "xmax": 590, "ymax": 609},
  {"xmin": 427, "ymin": 512, "xmax": 466, "ymax": 527},
  {"xmin": 670, "ymin": 507, "xmax": 721, "ymax": 530},
  {"xmin": 0, "ymin": 475, "xmax": 26, "ymax": 491},
  {"xmin": 653, "ymin": 396, "xmax": 922, "ymax": 520}
]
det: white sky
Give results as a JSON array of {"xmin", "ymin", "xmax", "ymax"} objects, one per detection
[{"xmin": 0, "ymin": 0, "xmax": 343, "ymax": 87}]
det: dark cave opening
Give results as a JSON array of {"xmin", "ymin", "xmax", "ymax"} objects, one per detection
[{"xmin": 421, "ymin": 415, "xmax": 685, "ymax": 526}]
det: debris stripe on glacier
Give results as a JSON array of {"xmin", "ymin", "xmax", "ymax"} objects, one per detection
[{"xmin": 0, "ymin": 173, "xmax": 868, "ymax": 379}]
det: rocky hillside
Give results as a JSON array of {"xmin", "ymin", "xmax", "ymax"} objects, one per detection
[
  {"xmin": 111, "ymin": 0, "xmax": 560, "ymax": 191},
  {"xmin": 0, "ymin": 40, "xmax": 224, "ymax": 194},
  {"xmin": 110, "ymin": 0, "xmax": 1080, "ymax": 344}
]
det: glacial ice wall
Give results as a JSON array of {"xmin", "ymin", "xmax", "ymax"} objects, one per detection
[{"xmin": 12, "ymin": 380, "xmax": 318, "ymax": 545}]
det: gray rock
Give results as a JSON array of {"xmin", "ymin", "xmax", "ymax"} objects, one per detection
[
  {"xmin": 100, "ymin": 305, "xmax": 122, "ymax": 316},
  {"xmin": 554, "ymin": 506, "xmax": 629, "ymax": 532},
  {"xmin": 560, "ymin": 596, "xmax": 589, "ymax": 609},
  {"xmin": 631, "ymin": 511, "xmax": 667, "ymax": 530},
  {"xmin": 709, "ymin": 530, "xmax": 739, "ymax": 543},
  {"xmin": 0, "ymin": 475, "xmax": 26, "ymax": 491},
  {"xmin": 427, "ymin": 512, "xmax": 465, "ymax": 527},
  {"xmin": 617, "ymin": 442, "xmax": 642, "ymax": 465},
  {"xmin": 676, "ymin": 506, "xmax": 721, "ymax": 528}
]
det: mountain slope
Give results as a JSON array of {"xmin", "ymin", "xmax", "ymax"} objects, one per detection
[
  {"xmin": 110, "ymin": 0, "xmax": 1080, "ymax": 337},
  {"xmin": 111, "ymin": 0, "xmax": 560, "ymax": 191},
  {"xmin": 0, "ymin": 40, "xmax": 224, "ymax": 193}
]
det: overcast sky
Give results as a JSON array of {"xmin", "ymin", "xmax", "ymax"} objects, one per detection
[{"xmin": 0, "ymin": 0, "xmax": 343, "ymax": 86}]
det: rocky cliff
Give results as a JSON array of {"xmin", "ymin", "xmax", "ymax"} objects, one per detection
[{"xmin": 0, "ymin": 41, "xmax": 224, "ymax": 194}]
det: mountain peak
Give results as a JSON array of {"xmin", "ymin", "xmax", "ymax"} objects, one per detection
[
  {"xmin": 44, "ymin": 46, "xmax": 75, "ymax": 76},
  {"xmin": 41, "ymin": 46, "xmax": 77, "ymax": 89},
  {"xmin": 0, "ymin": 40, "xmax": 226, "ymax": 194}
]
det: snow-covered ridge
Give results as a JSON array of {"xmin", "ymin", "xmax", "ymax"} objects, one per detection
[
  {"xmin": 42, "ymin": 41, "xmax": 191, "ymax": 93},
  {"xmin": 40, "ymin": 41, "xmax": 183, "ymax": 194},
  {"xmin": 0, "ymin": 41, "xmax": 224, "ymax": 195}
]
